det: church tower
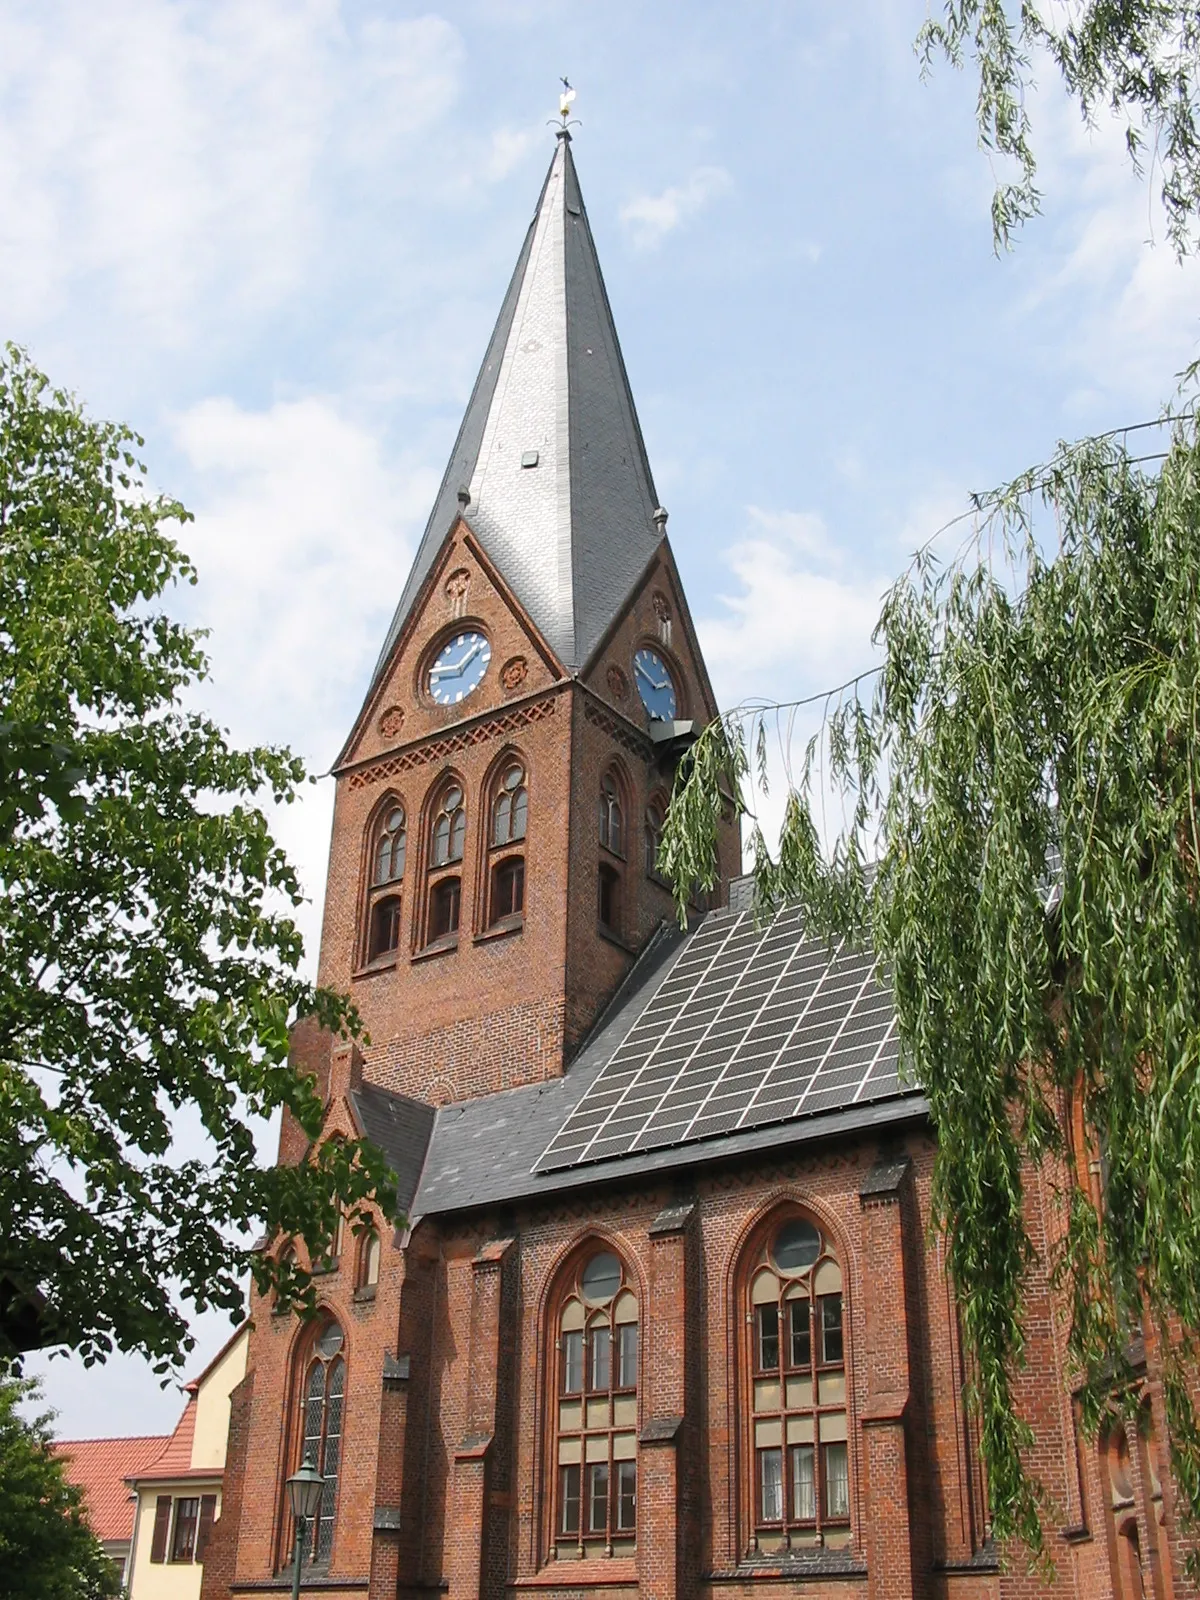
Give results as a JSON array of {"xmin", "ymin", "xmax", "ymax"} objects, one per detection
[{"xmin": 320, "ymin": 129, "xmax": 739, "ymax": 1106}]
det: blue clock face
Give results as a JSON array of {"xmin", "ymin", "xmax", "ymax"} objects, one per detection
[
  {"xmin": 633, "ymin": 647, "xmax": 677, "ymax": 722},
  {"xmin": 428, "ymin": 630, "xmax": 492, "ymax": 706}
]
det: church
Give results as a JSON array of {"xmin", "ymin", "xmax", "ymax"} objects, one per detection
[{"xmin": 200, "ymin": 131, "xmax": 1187, "ymax": 1600}]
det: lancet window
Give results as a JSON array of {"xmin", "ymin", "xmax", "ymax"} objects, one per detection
[
  {"xmin": 364, "ymin": 799, "xmax": 407, "ymax": 962},
  {"xmin": 598, "ymin": 769, "xmax": 626, "ymax": 936},
  {"xmin": 745, "ymin": 1214, "xmax": 849, "ymax": 1554},
  {"xmin": 426, "ymin": 778, "xmax": 466, "ymax": 944},
  {"xmin": 488, "ymin": 759, "xmax": 527, "ymax": 928},
  {"xmin": 289, "ymin": 1321, "xmax": 345, "ymax": 1567},
  {"xmin": 553, "ymin": 1249, "xmax": 639, "ymax": 1560}
]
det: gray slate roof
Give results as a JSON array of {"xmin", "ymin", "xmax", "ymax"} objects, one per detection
[
  {"xmin": 350, "ymin": 1083, "xmax": 436, "ymax": 1213},
  {"xmin": 406, "ymin": 896, "xmax": 925, "ymax": 1220},
  {"xmin": 370, "ymin": 133, "xmax": 663, "ymax": 685}
]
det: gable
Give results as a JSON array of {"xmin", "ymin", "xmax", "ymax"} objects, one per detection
[{"xmin": 336, "ymin": 519, "xmax": 564, "ymax": 773}]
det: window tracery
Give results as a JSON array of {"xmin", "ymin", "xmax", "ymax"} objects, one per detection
[
  {"xmin": 552, "ymin": 1248, "xmax": 639, "ymax": 1560},
  {"xmin": 644, "ymin": 794, "xmax": 667, "ymax": 879},
  {"xmin": 598, "ymin": 770, "xmax": 626, "ymax": 936},
  {"xmin": 425, "ymin": 778, "xmax": 466, "ymax": 944},
  {"xmin": 487, "ymin": 760, "xmax": 527, "ymax": 928},
  {"xmin": 363, "ymin": 800, "xmax": 407, "ymax": 962},
  {"xmin": 744, "ymin": 1214, "xmax": 849, "ymax": 1554},
  {"xmin": 288, "ymin": 1321, "xmax": 345, "ymax": 1567}
]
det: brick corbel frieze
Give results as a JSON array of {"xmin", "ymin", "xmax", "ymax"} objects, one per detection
[
  {"xmin": 858, "ymin": 1156, "xmax": 916, "ymax": 1600},
  {"xmin": 447, "ymin": 1237, "xmax": 517, "ymax": 1600}
]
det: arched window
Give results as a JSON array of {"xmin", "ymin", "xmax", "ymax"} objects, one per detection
[
  {"xmin": 644, "ymin": 795, "xmax": 667, "ymax": 879},
  {"xmin": 493, "ymin": 762, "xmax": 528, "ymax": 845},
  {"xmin": 363, "ymin": 799, "xmax": 407, "ymax": 962},
  {"xmin": 425, "ymin": 779, "xmax": 466, "ymax": 946},
  {"xmin": 358, "ymin": 1229, "xmax": 380, "ymax": 1293},
  {"xmin": 374, "ymin": 805, "xmax": 406, "ymax": 884},
  {"xmin": 599, "ymin": 774, "xmax": 624, "ymax": 857},
  {"xmin": 745, "ymin": 1214, "xmax": 849, "ymax": 1554},
  {"xmin": 292, "ymin": 1322, "xmax": 345, "ymax": 1566},
  {"xmin": 552, "ymin": 1248, "xmax": 639, "ymax": 1560},
  {"xmin": 432, "ymin": 783, "xmax": 466, "ymax": 866},
  {"xmin": 487, "ymin": 759, "xmax": 528, "ymax": 929}
]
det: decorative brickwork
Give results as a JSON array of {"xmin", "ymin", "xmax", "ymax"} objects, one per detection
[{"xmin": 347, "ymin": 698, "xmax": 558, "ymax": 791}]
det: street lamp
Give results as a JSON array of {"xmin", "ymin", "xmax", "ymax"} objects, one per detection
[{"xmin": 285, "ymin": 1461, "xmax": 324, "ymax": 1600}]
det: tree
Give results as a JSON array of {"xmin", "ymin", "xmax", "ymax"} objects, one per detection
[
  {"xmin": 660, "ymin": 409, "xmax": 1200, "ymax": 1558},
  {"xmin": 0, "ymin": 345, "xmax": 397, "ymax": 1370},
  {"xmin": 924, "ymin": 0, "xmax": 1200, "ymax": 253},
  {"xmin": 0, "ymin": 1372, "xmax": 120, "ymax": 1600}
]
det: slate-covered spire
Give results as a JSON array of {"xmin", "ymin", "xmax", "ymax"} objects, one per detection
[{"xmin": 372, "ymin": 132, "xmax": 663, "ymax": 680}]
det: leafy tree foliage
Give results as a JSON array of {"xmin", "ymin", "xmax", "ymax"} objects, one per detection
[
  {"xmin": 921, "ymin": 0, "xmax": 1200, "ymax": 253},
  {"xmin": 0, "ymin": 1372, "xmax": 120, "ymax": 1600},
  {"xmin": 661, "ymin": 411, "xmax": 1200, "ymax": 1556},
  {"xmin": 0, "ymin": 345, "xmax": 397, "ymax": 1369}
]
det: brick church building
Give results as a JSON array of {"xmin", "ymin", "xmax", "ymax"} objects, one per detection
[{"xmin": 201, "ymin": 133, "xmax": 1190, "ymax": 1600}]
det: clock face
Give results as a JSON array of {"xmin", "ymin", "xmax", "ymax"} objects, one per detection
[
  {"xmin": 428, "ymin": 630, "xmax": 492, "ymax": 706},
  {"xmin": 633, "ymin": 647, "xmax": 677, "ymax": 722}
]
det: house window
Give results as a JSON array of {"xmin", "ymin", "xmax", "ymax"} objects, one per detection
[
  {"xmin": 746, "ymin": 1215, "xmax": 849, "ymax": 1555},
  {"xmin": 554, "ymin": 1248, "xmax": 638, "ymax": 1558},
  {"xmin": 432, "ymin": 784, "xmax": 466, "ymax": 866},
  {"xmin": 644, "ymin": 796, "xmax": 666, "ymax": 879},
  {"xmin": 599, "ymin": 774, "xmax": 624, "ymax": 856},
  {"xmin": 429, "ymin": 877, "xmax": 461, "ymax": 941},
  {"xmin": 290, "ymin": 1321, "xmax": 345, "ymax": 1566},
  {"xmin": 362, "ymin": 800, "xmax": 407, "ymax": 962},
  {"xmin": 170, "ymin": 1498, "xmax": 200, "ymax": 1562}
]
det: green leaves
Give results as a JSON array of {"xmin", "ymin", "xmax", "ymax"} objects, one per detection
[
  {"xmin": 663, "ymin": 410, "xmax": 1200, "ymax": 1560},
  {"xmin": 0, "ymin": 1373, "xmax": 119, "ymax": 1600},
  {"xmin": 0, "ymin": 345, "xmax": 398, "ymax": 1369},
  {"xmin": 919, "ymin": 1, "xmax": 1200, "ymax": 255}
]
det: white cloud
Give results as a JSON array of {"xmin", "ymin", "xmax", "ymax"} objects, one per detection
[
  {"xmin": 619, "ymin": 164, "xmax": 732, "ymax": 250},
  {"xmin": 0, "ymin": 2, "xmax": 463, "ymax": 345},
  {"xmin": 698, "ymin": 505, "xmax": 886, "ymax": 711},
  {"xmin": 172, "ymin": 395, "xmax": 437, "ymax": 954}
]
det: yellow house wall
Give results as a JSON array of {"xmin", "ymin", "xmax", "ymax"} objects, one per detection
[
  {"xmin": 190, "ymin": 1329, "xmax": 248, "ymax": 1470},
  {"xmin": 127, "ymin": 1482, "xmax": 221, "ymax": 1600}
]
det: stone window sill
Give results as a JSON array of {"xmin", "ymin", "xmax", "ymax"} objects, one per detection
[
  {"xmin": 352, "ymin": 1284, "xmax": 377, "ymax": 1304},
  {"xmin": 597, "ymin": 922, "xmax": 637, "ymax": 954},
  {"xmin": 353, "ymin": 952, "xmax": 399, "ymax": 978},
  {"xmin": 474, "ymin": 916, "xmax": 524, "ymax": 945},
  {"xmin": 412, "ymin": 936, "xmax": 459, "ymax": 964}
]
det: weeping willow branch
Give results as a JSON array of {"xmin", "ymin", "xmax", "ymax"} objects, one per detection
[{"xmin": 661, "ymin": 409, "xmax": 1200, "ymax": 1561}]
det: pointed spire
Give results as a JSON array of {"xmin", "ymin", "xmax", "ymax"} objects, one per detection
[{"xmin": 371, "ymin": 132, "xmax": 662, "ymax": 681}]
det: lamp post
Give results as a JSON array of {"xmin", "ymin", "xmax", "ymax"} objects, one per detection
[{"xmin": 285, "ymin": 1461, "xmax": 324, "ymax": 1600}]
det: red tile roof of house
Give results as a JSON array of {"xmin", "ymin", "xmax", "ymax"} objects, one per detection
[
  {"xmin": 54, "ymin": 1435, "xmax": 170, "ymax": 1542},
  {"xmin": 133, "ymin": 1395, "xmax": 197, "ymax": 1481}
]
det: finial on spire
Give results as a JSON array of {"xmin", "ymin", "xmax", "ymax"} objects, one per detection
[{"xmin": 552, "ymin": 78, "xmax": 579, "ymax": 139}]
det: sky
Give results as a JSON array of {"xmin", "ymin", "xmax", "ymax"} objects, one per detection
[{"xmin": 5, "ymin": 0, "xmax": 1199, "ymax": 1439}]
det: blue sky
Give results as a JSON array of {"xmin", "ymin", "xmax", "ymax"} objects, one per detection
[{"xmin": 6, "ymin": 0, "xmax": 1199, "ymax": 1438}]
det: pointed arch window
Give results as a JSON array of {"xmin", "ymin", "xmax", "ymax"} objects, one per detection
[
  {"xmin": 363, "ymin": 800, "xmax": 407, "ymax": 963},
  {"xmin": 599, "ymin": 774, "xmax": 624, "ymax": 857},
  {"xmin": 432, "ymin": 784, "xmax": 466, "ymax": 866},
  {"xmin": 425, "ymin": 779, "xmax": 466, "ymax": 947},
  {"xmin": 290, "ymin": 1321, "xmax": 345, "ymax": 1567},
  {"xmin": 744, "ymin": 1215, "xmax": 849, "ymax": 1555},
  {"xmin": 552, "ymin": 1249, "xmax": 638, "ymax": 1560},
  {"xmin": 488, "ymin": 760, "xmax": 527, "ymax": 929}
]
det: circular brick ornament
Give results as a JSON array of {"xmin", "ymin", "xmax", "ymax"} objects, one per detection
[
  {"xmin": 379, "ymin": 706, "xmax": 405, "ymax": 740},
  {"xmin": 500, "ymin": 656, "xmax": 528, "ymax": 693},
  {"xmin": 607, "ymin": 664, "xmax": 628, "ymax": 701}
]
